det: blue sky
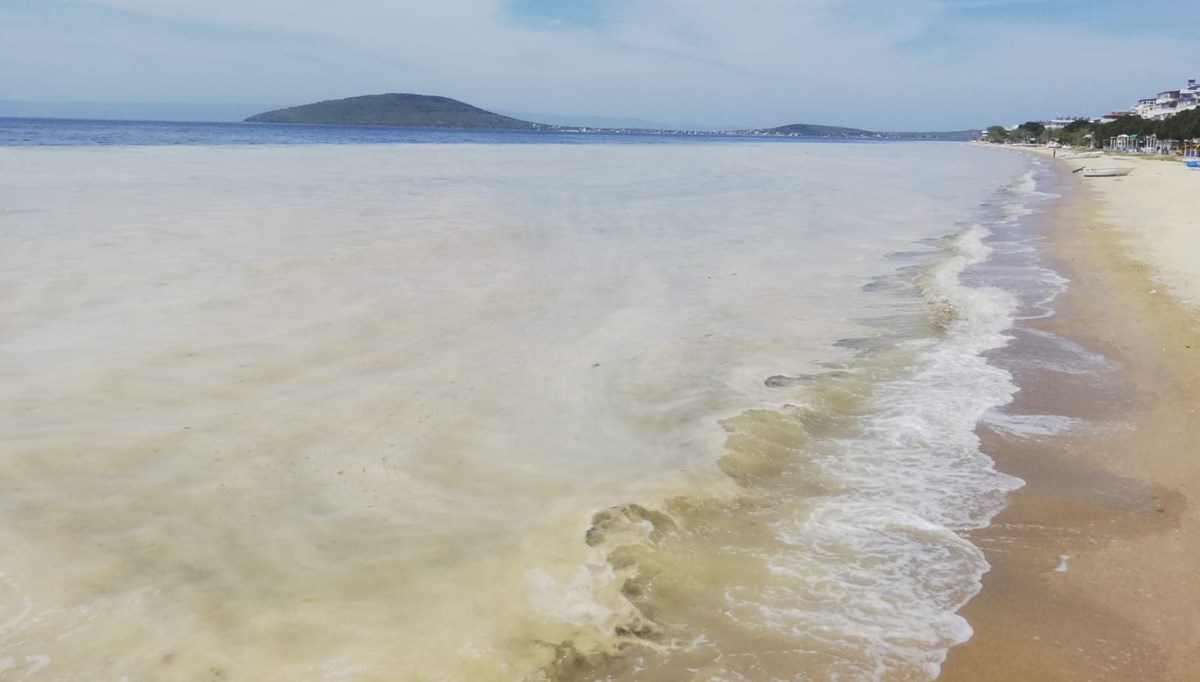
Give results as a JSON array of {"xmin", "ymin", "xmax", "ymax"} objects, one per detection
[{"xmin": 1, "ymin": 0, "xmax": 1196, "ymax": 129}]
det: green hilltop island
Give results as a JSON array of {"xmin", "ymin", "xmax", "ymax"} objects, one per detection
[
  {"xmin": 244, "ymin": 93, "xmax": 542, "ymax": 129},
  {"xmin": 244, "ymin": 92, "xmax": 979, "ymax": 140},
  {"xmin": 752, "ymin": 123, "xmax": 978, "ymax": 140}
]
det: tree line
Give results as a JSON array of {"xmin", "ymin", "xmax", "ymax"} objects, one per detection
[{"xmin": 984, "ymin": 107, "xmax": 1200, "ymax": 147}]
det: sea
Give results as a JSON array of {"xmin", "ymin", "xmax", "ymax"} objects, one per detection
[{"xmin": 0, "ymin": 118, "xmax": 1066, "ymax": 680}]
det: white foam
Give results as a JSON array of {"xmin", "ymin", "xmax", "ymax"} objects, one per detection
[
  {"xmin": 733, "ymin": 502, "xmax": 987, "ymax": 679},
  {"xmin": 982, "ymin": 409, "xmax": 1086, "ymax": 438},
  {"xmin": 526, "ymin": 549, "xmax": 638, "ymax": 630},
  {"xmin": 847, "ymin": 219, "xmax": 1024, "ymax": 530},
  {"xmin": 731, "ymin": 163, "xmax": 1048, "ymax": 677}
]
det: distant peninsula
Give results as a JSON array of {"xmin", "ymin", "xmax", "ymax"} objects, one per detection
[
  {"xmin": 243, "ymin": 93, "xmax": 978, "ymax": 140},
  {"xmin": 244, "ymin": 93, "xmax": 541, "ymax": 129},
  {"xmin": 761, "ymin": 123, "xmax": 874, "ymax": 137},
  {"xmin": 758, "ymin": 123, "xmax": 979, "ymax": 141}
]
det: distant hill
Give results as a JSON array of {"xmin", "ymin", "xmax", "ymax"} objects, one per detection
[
  {"xmin": 755, "ymin": 123, "xmax": 980, "ymax": 141},
  {"xmin": 245, "ymin": 93, "xmax": 541, "ymax": 129},
  {"xmin": 761, "ymin": 123, "xmax": 875, "ymax": 137}
]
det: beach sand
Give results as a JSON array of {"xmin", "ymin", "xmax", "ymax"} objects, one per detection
[{"xmin": 940, "ymin": 151, "xmax": 1200, "ymax": 680}]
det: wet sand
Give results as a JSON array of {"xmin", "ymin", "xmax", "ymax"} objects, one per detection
[{"xmin": 941, "ymin": 152, "xmax": 1200, "ymax": 680}]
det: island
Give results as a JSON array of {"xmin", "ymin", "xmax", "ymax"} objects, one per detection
[{"xmin": 244, "ymin": 93, "xmax": 542, "ymax": 129}]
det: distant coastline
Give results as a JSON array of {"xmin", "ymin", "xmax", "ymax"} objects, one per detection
[
  {"xmin": 241, "ymin": 92, "xmax": 980, "ymax": 141},
  {"xmin": 0, "ymin": 93, "xmax": 980, "ymax": 140},
  {"xmin": 0, "ymin": 117, "xmax": 982, "ymax": 148}
]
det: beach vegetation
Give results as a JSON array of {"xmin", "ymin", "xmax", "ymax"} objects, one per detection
[
  {"xmin": 1093, "ymin": 115, "xmax": 1156, "ymax": 138},
  {"xmin": 1017, "ymin": 121, "xmax": 1046, "ymax": 136},
  {"xmin": 1157, "ymin": 108, "xmax": 1200, "ymax": 141},
  {"xmin": 983, "ymin": 109, "xmax": 1200, "ymax": 149}
]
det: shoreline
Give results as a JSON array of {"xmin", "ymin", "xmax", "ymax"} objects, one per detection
[{"xmin": 940, "ymin": 149, "xmax": 1200, "ymax": 679}]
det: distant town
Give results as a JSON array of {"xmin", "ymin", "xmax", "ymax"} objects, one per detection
[{"xmin": 982, "ymin": 78, "xmax": 1200, "ymax": 155}]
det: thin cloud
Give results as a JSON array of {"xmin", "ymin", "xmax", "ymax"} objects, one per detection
[{"xmin": 3, "ymin": 0, "xmax": 1196, "ymax": 129}]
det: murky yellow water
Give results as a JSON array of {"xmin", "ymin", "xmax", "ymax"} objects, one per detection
[{"xmin": 0, "ymin": 143, "xmax": 1027, "ymax": 680}]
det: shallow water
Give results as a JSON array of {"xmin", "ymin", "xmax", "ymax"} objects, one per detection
[{"xmin": 0, "ymin": 142, "xmax": 1038, "ymax": 680}]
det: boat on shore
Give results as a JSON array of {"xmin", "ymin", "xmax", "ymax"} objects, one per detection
[
  {"xmin": 1061, "ymin": 151, "xmax": 1104, "ymax": 159},
  {"xmin": 1075, "ymin": 166, "xmax": 1134, "ymax": 177}
]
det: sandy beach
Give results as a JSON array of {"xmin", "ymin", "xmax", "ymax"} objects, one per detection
[{"xmin": 941, "ymin": 150, "xmax": 1200, "ymax": 680}]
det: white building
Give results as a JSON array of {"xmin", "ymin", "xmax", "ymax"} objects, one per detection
[
  {"xmin": 1183, "ymin": 79, "xmax": 1200, "ymax": 113},
  {"xmin": 1045, "ymin": 117, "xmax": 1087, "ymax": 130},
  {"xmin": 1130, "ymin": 79, "xmax": 1199, "ymax": 120}
]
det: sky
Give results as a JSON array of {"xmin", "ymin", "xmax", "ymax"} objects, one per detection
[{"xmin": 1, "ymin": 0, "xmax": 1197, "ymax": 130}]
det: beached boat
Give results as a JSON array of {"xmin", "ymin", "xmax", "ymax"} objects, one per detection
[
  {"xmin": 1062, "ymin": 151, "xmax": 1104, "ymax": 159},
  {"xmin": 1077, "ymin": 167, "xmax": 1133, "ymax": 177}
]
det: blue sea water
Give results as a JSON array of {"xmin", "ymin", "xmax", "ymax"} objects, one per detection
[{"xmin": 0, "ymin": 116, "xmax": 806, "ymax": 147}]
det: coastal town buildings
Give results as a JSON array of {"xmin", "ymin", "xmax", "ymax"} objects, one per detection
[
  {"xmin": 1076, "ymin": 79, "xmax": 1199, "ymax": 126},
  {"xmin": 983, "ymin": 77, "xmax": 1199, "ymax": 154},
  {"xmin": 1124, "ymin": 78, "xmax": 1199, "ymax": 120}
]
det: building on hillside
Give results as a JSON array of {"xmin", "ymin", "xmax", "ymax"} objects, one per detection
[
  {"xmin": 1127, "ymin": 79, "xmax": 1199, "ymax": 120},
  {"xmin": 1153, "ymin": 90, "xmax": 1182, "ymax": 118},
  {"xmin": 1096, "ymin": 111, "xmax": 1128, "ymax": 124},
  {"xmin": 1183, "ymin": 79, "xmax": 1200, "ymax": 112}
]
